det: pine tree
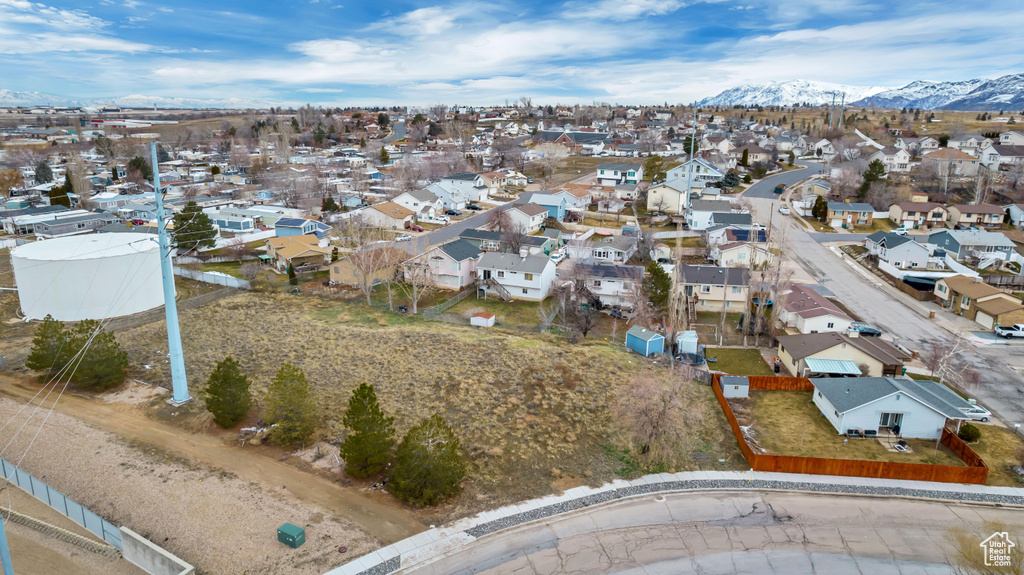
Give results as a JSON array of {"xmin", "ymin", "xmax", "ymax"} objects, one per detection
[
  {"xmin": 339, "ymin": 383, "xmax": 395, "ymax": 478},
  {"xmin": 380, "ymin": 147, "xmax": 390, "ymax": 164},
  {"xmin": 389, "ymin": 415, "xmax": 466, "ymax": 506},
  {"xmin": 64, "ymin": 320, "xmax": 128, "ymax": 391},
  {"xmin": 264, "ymin": 364, "xmax": 318, "ymax": 446},
  {"xmin": 34, "ymin": 161, "xmax": 53, "ymax": 183},
  {"xmin": 322, "ymin": 195, "xmax": 340, "ymax": 213},
  {"xmin": 642, "ymin": 261, "xmax": 671, "ymax": 313},
  {"xmin": 812, "ymin": 195, "xmax": 828, "ymax": 221},
  {"xmin": 156, "ymin": 144, "xmax": 171, "ymax": 163},
  {"xmin": 204, "ymin": 357, "xmax": 252, "ymax": 428},
  {"xmin": 25, "ymin": 315, "xmax": 68, "ymax": 378},
  {"xmin": 740, "ymin": 149, "xmax": 749, "ymax": 167},
  {"xmin": 787, "ymin": 151, "xmax": 795, "ymax": 166},
  {"xmin": 331, "ymin": 247, "xmax": 339, "ymax": 262},
  {"xmin": 721, "ymin": 171, "xmax": 740, "ymax": 189},
  {"xmin": 172, "ymin": 201, "xmax": 217, "ymax": 250},
  {"xmin": 127, "ymin": 156, "xmax": 153, "ymax": 181}
]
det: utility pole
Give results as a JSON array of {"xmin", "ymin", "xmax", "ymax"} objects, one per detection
[
  {"xmin": 837, "ymin": 93, "xmax": 846, "ymax": 131},
  {"xmin": 151, "ymin": 142, "xmax": 191, "ymax": 405},
  {"xmin": 0, "ymin": 516, "xmax": 13, "ymax": 575},
  {"xmin": 827, "ymin": 92, "xmax": 836, "ymax": 132}
]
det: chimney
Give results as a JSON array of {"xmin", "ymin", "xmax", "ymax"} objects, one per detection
[
  {"xmin": 847, "ymin": 328, "xmax": 860, "ymax": 338},
  {"xmin": 519, "ymin": 246, "xmax": 529, "ymax": 259}
]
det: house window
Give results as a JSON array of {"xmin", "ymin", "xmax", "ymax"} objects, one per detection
[
  {"xmin": 731, "ymin": 287, "xmax": 742, "ymax": 294},
  {"xmin": 726, "ymin": 301, "xmax": 732, "ymax": 308},
  {"xmin": 834, "ymin": 410, "xmax": 839, "ymax": 417},
  {"xmin": 522, "ymin": 288, "xmax": 528, "ymax": 294},
  {"xmin": 497, "ymin": 271, "xmax": 505, "ymax": 278},
  {"xmin": 593, "ymin": 250, "xmax": 609, "ymax": 259},
  {"xmin": 739, "ymin": 253, "xmax": 747, "ymax": 259},
  {"xmin": 524, "ymin": 273, "xmax": 534, "ymax": 281},
  {"xmin": 701, "ymin": 285, "xmax": 711, "ymax": 293},
  {"xmin": 827, "ymin": 322, "xmax": 834, "ymax": 329},
  {"xmin": 334, "ymin": 266, "xmax": 340, "ymax": 274},
  {"xmin": 818, "ymin": 391, "xmax": 822, "ymax": 398},
  {"xmin": 593, "ymin": 280, "xmax": 602, "ymax": 287}
]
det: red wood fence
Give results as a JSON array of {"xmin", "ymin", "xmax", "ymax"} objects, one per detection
[{"xmin": 713, "ymin": 374, "xmax": 989, "ymax": 485}]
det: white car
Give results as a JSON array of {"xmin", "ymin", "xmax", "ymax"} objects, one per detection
[
  {"xmin": 961, "ymin": 406, "xmax": 992, "ymax": 422},
  {"xmin": 892, "ymin": 227, "xmax": 909, "ymax": 236},
  {"xmin": 434, "ymin": 215, "xmax": 450, "ymax": 224},
  {"xmin": 778, "ymin": 206, "xmax": 790, "ymax": 215},
  {"xmin": 395, "ymin": 234, "xmax": 412, "ymax": 242}
]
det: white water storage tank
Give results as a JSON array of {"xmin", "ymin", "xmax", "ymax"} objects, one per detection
[{"xmin": 11, "ymin": 233, "xmax": 164, "ymax": 321}]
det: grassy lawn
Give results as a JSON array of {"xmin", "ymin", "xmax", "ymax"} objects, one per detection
[
  {"xmin": 802, "ymin": 216, "xmax": 835, "ymax": 233},
  {"xmin": 964, "ymin": 424, "xmax": 1024, "ymax": 487},
  {"xmin": 448, "ymin": 296, "xmax": 541, "ymax": 326},
  {"xmin": 852, "ymin": 218, "xmax": 898, "ymax": 233},
  {"xmin": 704, "ymin": 347, "xmax": 774, "ymax": 376},
  {"xmin": 734, "ymin": 391, "xmax": 966, "ymax": 466},
  {"xmin": 657, "ymin": 236, "xmax": 703, "ymax": 248}
]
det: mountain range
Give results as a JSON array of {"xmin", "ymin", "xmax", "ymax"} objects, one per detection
[
  {"xmin": 0, "ymin": 90, "xmax": 270, "ymax": 110},
  {"xmin": 698, "ymin": 74, "xmax": 1024, "ymax": 111}
]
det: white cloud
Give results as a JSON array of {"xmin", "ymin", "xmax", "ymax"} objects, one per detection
[
  {"xmin": 0, "ymin": 1, "xmax": 154, "ymax": 54},
  {"xmin": 566, "ymin": 0, "xmax": 686, "ymax": 20}
]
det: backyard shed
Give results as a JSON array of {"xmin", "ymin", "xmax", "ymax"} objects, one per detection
[
  {"xmin": 626, "ymin": 326, "xmax": 665, "ymax": 356},
  {"xmin": 720, "ymin": 376, "xmax": 749, "ymax": 398},
  {"xmin": 470, "ymin": 312, "xmax": 496, "ymax": 327}
]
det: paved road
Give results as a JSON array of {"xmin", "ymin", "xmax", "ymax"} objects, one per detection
[
  {"xmin": 742, "ymin": 159, "xmax": 823, "ymax": 199},
  {"xmin": 810, "ymin": 232, "xmax": 869, "ymax": 243},
  {"xmin": 744, "ymin": 194, "xmax": 1024, "ymax": 426},
  {"xmin": 401, "ymin": 491, "xmax": 1023, "ymax": 574},
  {"xmin": 382, "ymin": 120, "xmax": 407, "ymax": 143},
  {"xmin": 400, "ymin": 206, "xmax": 505, "ymax": 255}
]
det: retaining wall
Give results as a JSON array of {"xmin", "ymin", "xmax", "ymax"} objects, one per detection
[{"xmin": 120, "ymin": 527, "xmax": 194, "ymax": 575}]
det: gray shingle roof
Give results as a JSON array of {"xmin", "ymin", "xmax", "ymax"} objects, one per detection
[
  {"xmin": 626, "ymin": 325, "xmax": 663, "ymax": 341},
  {"xmin": 679, "ymin": 264, "xmax": 748, "ymax": 286},
  {"xmin": 577, "ymin": 263, "xmax": 643, "ymax": 280},
  {"xmin": 690, "ymin": 199, "xmax": 734, "ymax": 212},
  {"xmin": 478, "ymin": 252, "xmax": 552, "ymax": 274},
  {"xmin": 828, "ymin": 202, "xmax": 874, "ymax": 212},
  {"xmin": 438, "ymin": 239, "xmax": 482, "ymax": 262},
  {"xmin": 712, "ymin": 213, "xmax": 753, "ymax": 226},
  {"xmin": 811, "ymin": 376, "xmax": 973, "ymax": 418}
]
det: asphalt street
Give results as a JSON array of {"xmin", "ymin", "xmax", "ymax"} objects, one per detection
[
  {"xmin": 742, "ymin": 159, "xmax": 823, "ymax": 199},
  {"xmin": 382, "ymin": 120, "xmax": 407, "ymax": 143}
]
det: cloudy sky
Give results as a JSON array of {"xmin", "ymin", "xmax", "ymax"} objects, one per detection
[{"xmin": 2, "ymin": 0, "xmax": 1022, "ymax": 106}]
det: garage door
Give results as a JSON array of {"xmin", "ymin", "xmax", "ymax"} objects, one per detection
[
  {"xmin": 830, "ymin": 218, "xmax": 842, "ymax": 227},
  {"xmin": 976, "ymin": 312, "xmax": 994, "ymax": 329}
]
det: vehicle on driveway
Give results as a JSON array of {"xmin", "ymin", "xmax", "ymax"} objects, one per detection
[
  {"xmin": 405, "ymin": 223, "xmax": 424, "ymax": 232},
  {"xmin": 445, "ymin": 209, "xmax": 461, "ymax": 216},
  {"xmin": 961, "ymin": 405, "xmax": 992, "ymax": 422},
  {"xmin": 849, "ymin": 321, "xmax": 882, "ymax": 337},
  {"xmin": 433, "ymin": 215, "xmax": 450, "ymax": 224},
  {"xmin": 892, "ymin": 227, "xmax": 909, "ymax": 236},
  {"xmin": 995, "ymin": 324, "xmax": 1024, "ymax": 338},
  {"xmin": 465, "ymin": 204, "xmax": 482, "ymax": 211},
  {"xmin": 395, "ymin": 234, "xmax": 412, "ymax": 242},
  {"xmin": 778, "ymin": 206, "xmax": 790, "ymax": 215}
]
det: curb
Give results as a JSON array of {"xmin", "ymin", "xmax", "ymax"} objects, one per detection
[{"xmin": 325, "ymin": 470, "xmax": 1024, "ymax": 575}]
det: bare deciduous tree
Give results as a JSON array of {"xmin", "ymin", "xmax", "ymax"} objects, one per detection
[
  {"xmin": 499, "ymin": 224, "xmax": 528, "ymax": 254},
  {"xmin": 531, "ymin": 142, "xmax": 568, "ymax": 184},
  {"xmin": 486, "ymin": 207, "xmax": 513, "ymax": 232},
  {"xmin": 613, "ymin": 373, "xmax": 707, "ymax": 466},
  {"xmin": 399, "ymin": 254, "xmax": 436, "ymax": 314},
  {"xmin": 638, "ymin": 129, "xmax": 664, "ymax": 155}
]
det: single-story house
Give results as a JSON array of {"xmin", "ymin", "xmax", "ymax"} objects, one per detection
[
  {"xmin": 794, "ymin": 179, "xmax": 830, "ymax": 197},
  {"xmin": 625, "ymin": 325, "xmax": 665, "ymax": 357},
  {"xmin": 827, "ymin": 202, "xmax": 874, "ymax": 228},
  {"xmin": 811, "ymin": 377, "xmax": 973, "ymax": 439},
  {"xmin": 709, "ymin": 241, "xmax": 773, "ymax": 268},
  {"xmin": 922, "ymin": 148, "xmax": 980, "ymax": 177},
  {"xmin": 678, "ymin": 264, "xmax": 749, "ymax": 312},
  {"xmin": 265, "ymin": 234, "xmax": 331, "ymax": 271},
  {"xmin": 214, "ymin": 215, "xmax": 255, "ymax": 233},
  {"xmin": 566, "ymin": 235, "xmax": 638, "ymax": 264},
  {"xmin": 934, "ymin": 275, "xmax": 1024, "ymax": 329},
  {"xmin": 458, "ymin": 228, "xmax": 556, "ymax": 254},
  {"xmin": 947, "ymin": 204, "xmax": 1004, "ymax": 229},
  {"xmin": 275, "ymin": 217, "xmax": 331, "ymax": 238},
  {"xmin": 31, "ymin": 213, "xmax": 121, "ymax": 239},
  {"xmin": 476, "ymin": 252, "xmax": 557, "ymax": 301},
  {"xmin": 392, "ymin": 189, "xmax": 443, "ymax": 221},
  {"xmin": 362, "ymin": 202, "xmax": 416, "ymax": 229},
  {"xmin": 777, "ymin": 332, "xmax": 910, "ymax": 378},
  {"xmin": 888, "ymin": 202, "xmax": 948, "ymax": 229},
  {"xmin": 778, "ymin": 284, "xmax": 853, "ymax": 334}
]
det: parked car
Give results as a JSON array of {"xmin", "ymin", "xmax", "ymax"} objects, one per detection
[
  {"xmin": 395, "ymin": 234, "xmax": 412, "ymax": 242},
  {"xmin": 961, "ymin": 405, "xmax": 992, "ymax": 422},
  {"xmin": 892, "ymin": 227, "xmax": 909, "ymax": 236},
  {"xmin": 995, "ymin": 324, "xmax": 1024, "ymax": 338},
  {"xmin": 404, "ymin": 223, "xmax": 424, "ymax": 232},
  {"xmin": 445, "ymin": 209, "xmax": 461, "ymax": 216},
  {"xmin": 129, "ymin": 219, "xmax": 146, "ymax": 225},
  {"xmin": 433, "ymin": 215, "xmax": 450, "ymax": 224},
  {"xmin": 550, "ymin": 252, "xmax": 566, "ymax": 265},
  {"xmin": 527, "ymin": 177, "xmax": 534, "ymax": 184},
  {"xmin": 778, "ymin": 206, "xmax": 790, "ymax": 215},
  {"xmin": 849, "ymin": 321, "xmax": 882, "ymax": 337},
  {"xmin": 773, "ymin": 184, "xmax": 785, "ymax": 194},
  {"xmin": 649, "ymin": 210, "xmax": 667, "ymax": 217},
  {"xmin": 465, "ymin": 204, "xmax": 482, "ymax": 211}
]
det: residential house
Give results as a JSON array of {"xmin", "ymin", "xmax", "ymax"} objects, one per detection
[
  {"xmin": 678, "ymin": 264, "xmax": 749, "ymax": 312},
  {"xmin": 330, "ymin": 246, "xmax": 408, "ymax": 287},
  {"xmin": 778, "ymin": 284, "xmax": 852, "ymax": 334},
  {"xmin": 710, "ymin": 212, "xmax": 753, "ymax": 228},
  {"xmin": 933, "ymin": 275, "xmax": 1024, "ymax": 329},
  {"xmin": 864, "ymin": 231, "xmax": 931, "ymax": 269},
  {"xmin": 947, "ymin": 204, "xmax": 1004, "ymax": 229},
  {"xmin": 776, "ymin": 332, "xmax": 910, "ymax": 378},
  {"xmin": 423, "ymin": 239, "xmax": 482, "ymax": 290},
  {"xmin": 595, "ymin": 163, "xmax": 644, "ymax": 186},
  {"xmin": 426, "ymin": 172, "xmax": 488, "ymax": 209},
  {"xmin": 811, "ymin": 377, "xmax": 972, "ymax": 440},
  {"xmin": 665, "ymin": 157, "xmax": 726, "ymax": 184},
  {"xmin": 921, "ymin": 148, "xmax": 980, "ymax": 177},
  {"xmin": 807, "ymin": 138, "xmax": 836, "ymax": 158},
  {"xmin": 1000, "ymin": 130, "xmax": 1024, "ymax": 146},
  {"xmin": 895, "ymin": 136, "xmax": 939, "ymax": 156},
  {"xmin": 687, "ymin": 199, "xmax": 735, "ymax": 231},
  {"xmin": 888, "ymin": 202, "xmax": 948, "ymax": 229},
  {"xmin": 927, "ymin": 229, "xmax": 1016, "ymax": 261},
  {"xmin": 265, "ymin": 234, "xmax": 331, "ymax": 271},
  {"xmin": 479, "ymin": 171, "xmax": 507, "ymax": 194},
  {"xmin": 566, "ymin": 235, "xmax": 639, "ymax": 264},
  {"xmin": 213, "ymin": 215, "xmax": 255, "ymax": 234},
  {"xmin": 729, "ymin": 144, "xmax": 770, "ymax": 165},
  {"xmin": 514, "ymin": 193, "xmax": 568, "ymax": 221},
  {"xmin": 709, "ymin": 242, "xmax": 773, "ymax": 268},
  {"xmin": 31, "ymin": 213, "xmax": 121, "ymax": 239},
  {"xmin": 867, "ymin": 146, "xmax": 912, "ymax": 173},
  {"xmin": 275, "ymin": 217, "xmax": 331, "ymax": 238},
  {"xmin": 476, "ymin": 252, "xmax": 556, "ymax": 301},
  {"xmin": 705, "ymin": 226, "xmax": 767, "ymax": 248},
  {"xmin": 947, "ymin": 134, "xmax": 991, "ymax": 156},
  {"xmin": 979, "ymin": 145, "xmax": 1024, "ymax": 171},
  {"xmin": 362, "ymin": 202, "xmax": 416, "ymax": 229},
  {"xmin": 458, "ymin": 228, "xmax": 556, "ymax": 254},
  {"xmin": 646, "ymin": 178, "xmax": 696, "ymax": 214},
  {"xmin": 392, "ymin": 189, "xmax": 443, "ymax": 221},
  {"xmin": 827, "ymin": 202, "xmax": 874, "ymax": 228},
  {"xmin": 505, "ymin": 203, "xmax": 549, "ymax": 233},
  {"xmin": 575, "ymin": 263, "xmax": 643, "ymax": 309},
  {"xmin": 794, "ymin": 179, "xmax": 830, "ymax": 198},
  {"xmin": 1007, "ymin": 204, "xmax": 1024, "ymax": 229}
]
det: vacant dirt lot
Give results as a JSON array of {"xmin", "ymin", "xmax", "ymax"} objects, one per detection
[
  {"xmin": 0, "ymin": 393, "xmax": 377, "ymax": 574},
  {"xmin": 114, "ymin": 291, "xmax": 741, "ymax": 520}
]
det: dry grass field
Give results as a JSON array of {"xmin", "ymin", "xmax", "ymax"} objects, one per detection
[{"xmin": 114, "ymin": 291, "xmax": 742, "ymax": 518}]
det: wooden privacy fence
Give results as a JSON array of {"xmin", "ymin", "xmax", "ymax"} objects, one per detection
[{"xmin": 712, "ymin": 374, "xmax": 990, "ymax": 485}]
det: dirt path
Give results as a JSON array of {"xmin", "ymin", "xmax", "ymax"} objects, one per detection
[{"xmin": 0, "ymin": 375, "xmax": 426, "ymax": 545}]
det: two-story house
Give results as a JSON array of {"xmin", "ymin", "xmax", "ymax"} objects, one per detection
[
  {"xmin": 392, "ymin": 189, "xmax": 443, "ymax": 222},
  {"xmin": 927, "ymin": 229, "xmax": 1016, "ymax": 261},
  {"xmin": 275, "ymin": 217, "xmax": 331, "ymax": 238},
  {"xmin": 422, "ymin": 239, "xmax": 482, "ymax": 290},
  {"xmin": 665, "ymin": 157, "xmax": 726, "ymax": 184},
  {"xmin": 514, "ymin": 193, "xmax": 567, "ymax": 221},
  {"xmin": 867, "ymin": 146, "xmax": 912, "ymax": 172},
  {"xmin": 476, "ymin": 252, "xmax": 557, "ymax": 301},
  {"xmin": 888, "ymin": 202, "xmax": 948, "ymax": 229},
  {"xmin": 947, "ymin": 134, "xmax": 991, "ymax": 157},
  {"xmin": 922, "ymin": 148, "xmax": 980, "ymax": 177},
  {"xmin": 864, "ymin": 231, "xmax": 931, "ymax": 269},
  {"xmin": 979, "ymin": 145, "xmax": 1024, "ymax": 171},
  {"xmin": 575, "ymin": 263, "xmax": 643, "ymax": 309},
  {"xmin": 947, "ymin": 204, "xmax": 1004, "ymax": 229},
  {"xmin": 646, "ymin": 178, "xmax": 696, "ymax": 214},
  {"xmin": 1000, "ymin": 130, "xmax": 1024, "ymax": 146},
  {"xmin": 678, "ymin": 264, "xmax": 749, "ymax": 312},
  {"xmin": 709, "ymin": 242, "xmax": 773, "ymax": 268},
  {"xmin": 934, "ymin": 275, "xmax": 1024, "ymax": 329},
  {"xmin": 595, "ymin": 163, "xmax": 644, "ymax": 186},
  {"xmin": 505, "ymin": 203, "xmax": 549, "ymax": 233},
  {"xmin": 687, "ymin": 199, "xmax": 736, "ymax": 230},
  {"xmin": 827, "ymin": 202, "xmax": 874, "ymax": 228}
]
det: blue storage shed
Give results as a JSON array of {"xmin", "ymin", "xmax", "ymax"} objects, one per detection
[{"xmin": 625, "ymin": 326, "xmax": 665, "ymax": 357}]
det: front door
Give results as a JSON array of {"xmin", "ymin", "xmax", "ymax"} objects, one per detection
[
  {"xmin": 879, "ymin": 413, "xmax": 903, "ymax": 428},
  {"xmin": 482, "ymin": 270, "xmax": 491, "ymax": 280}
]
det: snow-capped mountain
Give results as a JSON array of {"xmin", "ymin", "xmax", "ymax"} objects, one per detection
[
  {"xmin": 850, "ymin": 79, "xmax": 986, "ymax": 109},
  {"xmin": 937, "ymin": 73, "xmax": 1024, "ymax": 111},
  {"xmin": 697, "ymin": 80, "xmax": 889, "ymax": 108},
  {"xmin": 0, "ymin": 89, "xmax": 270, "ymax": 109}
]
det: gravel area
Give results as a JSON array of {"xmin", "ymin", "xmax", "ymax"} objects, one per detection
[{"xmin": 0, "ymin": 398, "xmax": 377, "ymax": 575}]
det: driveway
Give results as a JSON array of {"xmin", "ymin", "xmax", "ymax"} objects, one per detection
[
  {"xmin": 744, "ymin": 194, "xmax": 1024, "ymax": 427},
  {"xmin": 742, "ymin": 159, "xmax": 823, "ymax": 199}
]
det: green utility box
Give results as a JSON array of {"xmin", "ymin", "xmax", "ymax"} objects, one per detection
[{"xmin": 277, "ymin": 523, "xmax": 306, "ymax": 548}]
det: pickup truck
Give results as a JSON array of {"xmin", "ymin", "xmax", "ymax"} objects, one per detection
[{"xmin": 995, "ymin": 324, "xmax": 1024, "ymax": 338}]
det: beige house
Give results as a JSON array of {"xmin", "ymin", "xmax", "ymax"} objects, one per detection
[
  {"xmin": 868, "ymin": 146, "xmax": 912, "ymax": 173},
  {"xmin": 265, "ymin": 234, "xmax": 331, "ymax": 271},
  {"xmin": 947, "ymin": 204, "xmax": 1004, "ymax": 229},
  {"xmin": 678, "ymin": 264, "xmax": 749, "ymax": 312},
  {"xmin": 934, "ymin": 275, "xmax": 1024, "ymax": 329},
  {"xmin": 362, "ymin": 202, "xmax": 415, "ymax": 229},
  {"xmin": 922, "ymin": 148, "xmax": 980, "ymax": 177},
  {"xmin": 776, "ymin": 332, "xmax": 910, "ymax": 378},
  {"xmin": 888, "ymin": 202, "xmax": 948, "ymax": 229},
  {"xmin": 709, "ymin": 242, "xmax": 773, "ymax": 268}
]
